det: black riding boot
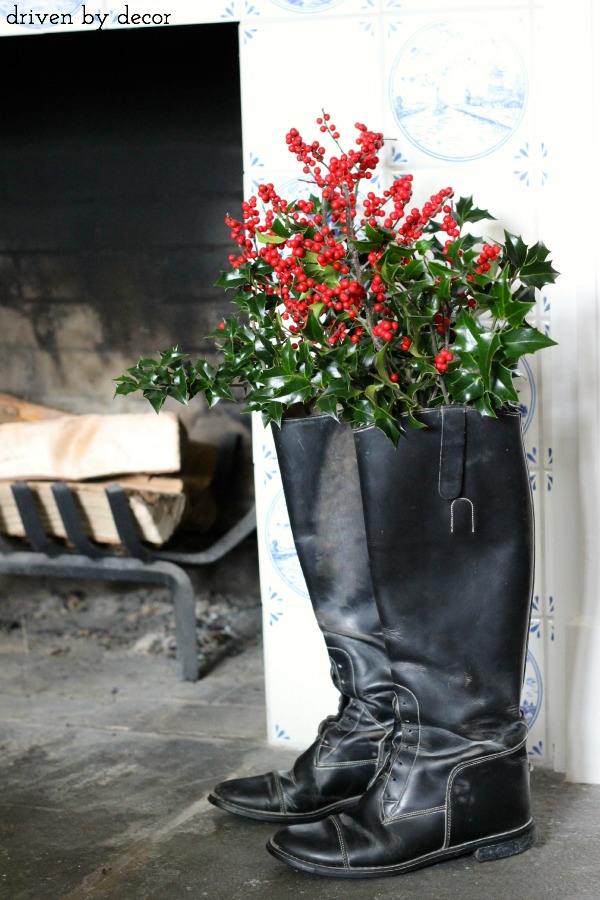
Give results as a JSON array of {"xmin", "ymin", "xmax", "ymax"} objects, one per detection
[
  {"xmin": 268, "ymin": 407, "xmax": 536, "ymax": 874},
  {"xmin": 208, "ymin": 415, "xmax": 394, "ymax": 824}
]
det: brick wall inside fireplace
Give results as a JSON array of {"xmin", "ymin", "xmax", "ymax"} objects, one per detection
[{"xmin": 0, "ymin": 22, "xmax": 245, "ymax": 447}]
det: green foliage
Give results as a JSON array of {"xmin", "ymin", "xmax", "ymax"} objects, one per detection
[{"xmin": 114, "ymin": 118, "xmax": 559, "ymax": 445}]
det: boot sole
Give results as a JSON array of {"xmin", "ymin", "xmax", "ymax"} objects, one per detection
[
  {"xmin": 207, "ymin": 792, "xmax": 361, "ymax": 824},
  {"xmin": 266, "ymin": 819, "xmax": 537, "ymax": 878}
]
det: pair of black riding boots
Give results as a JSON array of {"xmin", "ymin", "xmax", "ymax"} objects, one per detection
[{"xmin": 208, "ymin": 408, "xmax": 537, "ymax": 878}]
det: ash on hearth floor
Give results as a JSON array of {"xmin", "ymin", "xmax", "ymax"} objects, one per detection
[{"xmin": 0, "ymin": 578, "xmax": 262, "ymax": 677}]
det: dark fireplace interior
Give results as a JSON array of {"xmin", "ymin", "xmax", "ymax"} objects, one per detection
[
  {"xmin": 0, "ymin": 23, "xmax": 261, "ymax": 667},
  {"xmin": 0, "ymin": 22, "xmax": 245, "ymax": 433}
]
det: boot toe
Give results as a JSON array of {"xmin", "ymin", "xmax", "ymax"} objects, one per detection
[
  {"xmin": 208, "ymin": 772, "xmax": 282, "ymax": 819},
  {"xmin": 267, "ymin": 817, "xmax": 349, "ymax": 874}
]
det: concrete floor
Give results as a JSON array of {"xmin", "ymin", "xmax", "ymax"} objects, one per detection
[{"xmin": 1, "ymin": 627, "xmax": 599, "ymax": 900}]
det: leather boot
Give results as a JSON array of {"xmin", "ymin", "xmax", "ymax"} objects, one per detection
[
  {"xmin": 208, "ymin": 414, "xmax": 395, "ymax": 824},
  {"xmin": 268, "ymin": 407, "xmax": 537, "ymax": 874}
]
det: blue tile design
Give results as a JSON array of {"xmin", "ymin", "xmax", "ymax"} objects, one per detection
[
  {"xmin": 388, "ymin": 144, "xmax": 409, "ymax": 165},
  {"xmin": 268, "ymin": 588, "xmax": 285, "ymax": 625},
  {"xmin": 247, "ymin": 152, "xmax": 266, "ymax": 189},
  {"xmin": 274, "ymin": 724, "xmax": 291, "ymax": 740},
  {"xmin": 265, "ymin": 490, "xmax": 309, "ymax": 598},
  {"xmin": 360, "ymin": 18, "xmax": 377, "ymax": 36},
  {"xmin": 269, "ymin": 0, "xmax": 344, "ymax": 11},
  {"xmin": 516, "ymin": 357, "xmax": 536, "ymax": 434},
  {"xmin": 522, "ymin": 649, "xmax": 542, "ymax": 728},
  {"xmin": 513, "ymin": 141, "xmax": 548, "ymax": 187},
  {"xmin": 388, "ymin": 20, "xmax": 528, "ymax": 161},
  {"xmin": 261, "ymin": 445, "xmax": 279, "ymax": 485},
  {"xmin": 220, "ymin": 0, "xmax": 271, "ymax": 19}
]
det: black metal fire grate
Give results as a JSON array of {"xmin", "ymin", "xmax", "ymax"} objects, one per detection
[{"xmin": 0, "ymin": 480, "xmax": 256, "ymax": 681}]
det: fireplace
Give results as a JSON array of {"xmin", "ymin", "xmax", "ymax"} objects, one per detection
[
  {"xmin": 0, "ymin": 20, "xmax": 260, "ymax": 671},
  {"xmin": 0, "ymin": 22, "xmax": 244, "ymax": 440}
]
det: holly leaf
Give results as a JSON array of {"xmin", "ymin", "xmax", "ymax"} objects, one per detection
[
  {"xmin": 453, "ymin": 309, "xmax": 484, "ymax": 353},
  {"xmin": 314, "ymin": 391, "xmax": 341, "ymax": 418},
  {"xmin": 477, "ymin": 331, "xmax": 501, "ymax": 388},
  {"xmin": 503, "ymin": 231, "xmax": 529, "ymax": 269},
  {"xmin": 502, "ymin": 326, "xmax": 557, "ymax": 359},
  {"xmin": 281, "ymin": 340, "xmax": 298, "ymax": 376},
  {"xmin": 373, "ymin": 406, "xmax": 403, "ymax": 446},
  {"xmin": 454, "ymin": 195, "xmax": 496, "ymax": 226},
  {"xmin": 519, "ymin": 241, "xmax": 560, "ymax": 288},
  {"xmin": 502, "ymin": 298, "xmax": 537, "ymax": 328},
  {"xmin": 489, "ymin": 361, "xmax": 520, "ymax": 404},
  {"xmin": 303, "ymin": 307, "xmax": 328, "ymax": 343},
  {"xmin": 446, "ymin": 359, "xmax": 484, "ymax": 403}
]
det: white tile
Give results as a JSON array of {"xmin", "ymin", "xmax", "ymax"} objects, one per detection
[
  {"xmin": 262, "ymin": 603, "xmax": 338, "ymax": 748},
  {"xmin": 261, "ymin": 487, "xmax": 309, "ymax": 600},
  {"xmin": 524, "ymin": 617, "xmax": 547, "ymax": 764},
  {"xmin": 519, "ymin": 353, "xmax": 542, "ymax": 463},
  {"xmin": 382, "ymin": 10, "xmax": 532, "ymax": 167},
  {"xmin": 243, "ymin": 0, "xmax": 381, "ymax": 21},
  {"xmin": 240, "ymin": 0, "xmax": 585, "ymax": 776},
  {"xmin": 240, "ymin": 18, "xmax": 384, "ymax": 172}
]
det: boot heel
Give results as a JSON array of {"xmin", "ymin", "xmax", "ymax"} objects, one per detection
[{"xmin": 474, "ymin": 823, "xmax": 537, "ymax": 862}]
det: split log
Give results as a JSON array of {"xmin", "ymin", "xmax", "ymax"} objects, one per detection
[
  {"xmin": 0, "ymin": 395, "xmax": 222, "ymax": 547},
  {"xmin": 0, "ymin": 393, "xmax": 67, "ymax": 423},
  {"xmin": 0, "ymin": 472, "xmax": 217, "ymax": 547},
  {"xmin": 0, "ymin": 411, "xmax": 182, "ymax": 481}
]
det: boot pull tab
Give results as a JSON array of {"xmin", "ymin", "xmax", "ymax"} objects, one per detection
[
  {"xmin": 450, "ymin": 497, "xmax": 475, "ymax": 534},
  {"xmin": 438, "ymin": 406, "xmax": 466, "ymax": 500}
]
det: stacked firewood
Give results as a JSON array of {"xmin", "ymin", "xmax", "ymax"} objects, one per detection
[{"xmin": 0, "ymin": 394, "xmax": 218, "ymax": 546}]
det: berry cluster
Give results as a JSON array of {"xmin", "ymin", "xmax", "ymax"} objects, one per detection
[
  {"xmin": 397, "ymin": 191, "xmax": 458, "ymax": 245},
  {"xmin": 475, "ymin": 242, "xmax": 501, "ymax": 274},
  {"xmin": 434, "ymin": 348, "xmax": 454, "ymax": 373},
  {"xmin": 221, "ymin": 114, "xmax": 469, "ymax": 381},
  {"xmin": 115, "ymin": 111, "xmax": 558, "ymax": 444}
]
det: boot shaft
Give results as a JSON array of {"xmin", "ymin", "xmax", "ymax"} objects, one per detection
[
  {"xmin": 353, "ymin": 407, "xmax": 534, "ymax": 734},
  {"xmin": 272, "ymin": 415, "xmax": 382, "ymax": 642}
]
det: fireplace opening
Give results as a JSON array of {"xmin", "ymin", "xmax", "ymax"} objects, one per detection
[
  {"xmin": 0, "ymin": 23, "xmax": 261, "ymax": 671},
  {"xmin": 0, "ymin": 21, "xmax": 244, "ymax": 423}
]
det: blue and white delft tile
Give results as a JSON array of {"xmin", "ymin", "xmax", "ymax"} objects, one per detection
[
  {"xmin": 539, "ymin": 445, "xmax": 556, "ymax": 612},
  {"xmin": 240, "ymin": 18, "xmax": 384, "ymax": 172},
  {"xmin": 381, "ymin": 10, "xmax": 531, "ymax": 168},
  {"xmin": 254, "ymin": 418, "xmax": 335, "ymax": 751},
  {"xmin": 255, "ymin": 0, "xmax": 379, "ymax": 20},
  {"xmin": 263, "ymin": 488, "xmax": 309, "ymax": 602},
  {"xmin": 252, "ymin": 414, "xmax": 311, "ymax": 610},
  {"xmin": 241, "ymin": 0, "xmax": 569, "ymax": 766},
  {"xmin": 262, "ymin": 601, "xmax": 338, "ymax": 749},
  {"xmin": 390, "ymin": 0, "xmax": 534, "ymax": 8},
  {"xmin": 528, "ymin": 465, "xmax": 544, "ymax": 599},
  {"xmin": 519, "ymin": 353, "xmax": 541, "ymax": 463},
  {"xmin": 523, "ymin": 617, "xmax": 546, "ymax": 764}
]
